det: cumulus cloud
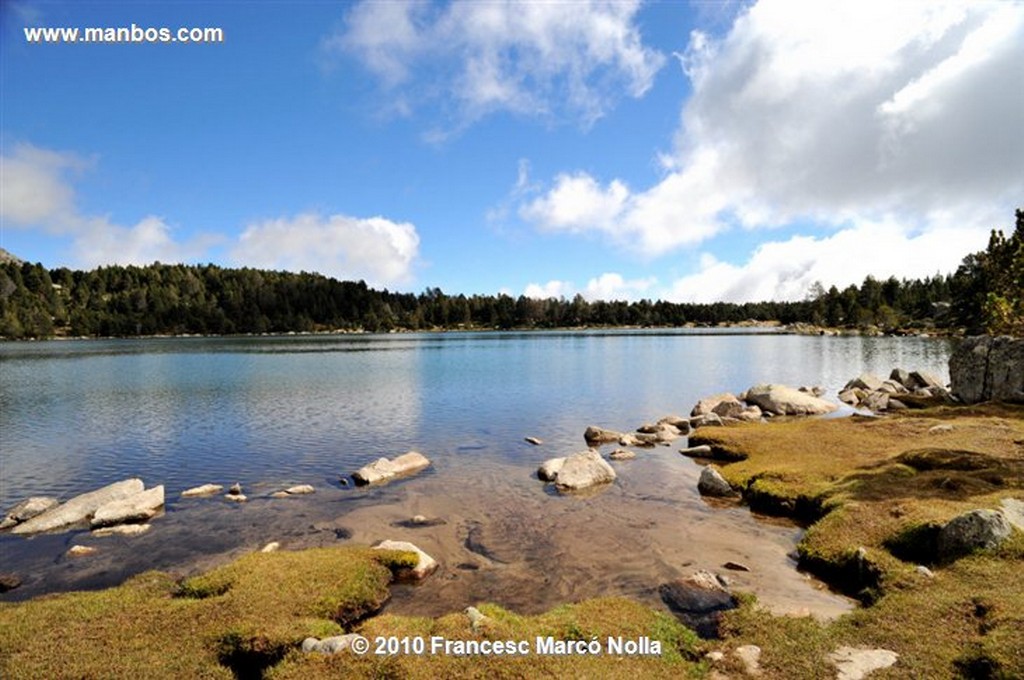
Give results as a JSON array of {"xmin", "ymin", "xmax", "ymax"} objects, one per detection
[
  {"xmin": 524, "ymin": 272, "xmax": 656, "ymax": 302},
  {"xmin": 328, "ymin": 0, "xmax": 665, "ymax": 130},
  {"xmin": 230, "ymin": 213, "xmax": 420, "ymax": 287},
  {"xmin": 522, "ymin": 0, "xmax": 1024, "ymax": 294},
  {"xmin": 1, "ymin": 143, "xmax": 212, "ymax": 266}
]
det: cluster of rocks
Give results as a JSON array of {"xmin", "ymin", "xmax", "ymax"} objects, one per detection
[
  {"xmin": 353, "ymin": 451, "xmax": 431, "ymax": 485},
  {"xmin": 838, "ymin": 369, "xmax": 950, "ymax": 412},
  {"xmin": 180, "ymin": 482, "xmax": 248, "ymax": 503},
  {"xmin": 583, "ymin": 416, "xmax": 690, "ymax": 448},
  {"xmin": 690, "ymin": 383, "xmax": 837, "ymax": 430},
  {"xmin": 2, "ymin": 479, "xmax": 164, "ymax": 537}
]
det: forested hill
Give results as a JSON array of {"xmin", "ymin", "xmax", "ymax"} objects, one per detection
[{"xmin": 1, "ymin": 210, "xmax": 1020, "ymax": 340}]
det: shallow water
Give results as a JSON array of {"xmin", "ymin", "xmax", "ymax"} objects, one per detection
[{"xmin": 0, "ymin": 330, "xmax": 954, "ymax": 617}]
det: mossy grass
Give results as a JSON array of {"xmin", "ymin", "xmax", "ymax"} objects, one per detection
[{"xmin": 692, "ymin": 403, "xmax": 1024, "ymax": 677}]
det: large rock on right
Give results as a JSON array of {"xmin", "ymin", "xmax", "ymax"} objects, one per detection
[
  {"xmin": 949, "ymin": 335, "xmax": 1024, "ymax": 404},
  {"xmin": 937, "ymin": 509, "xmax": 1013, "ymax": 561}
]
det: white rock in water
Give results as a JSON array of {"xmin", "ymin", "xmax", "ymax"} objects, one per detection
[
  {"xmin": 91, "ymin": 486, "xmax": 164, "ymax": 528},
  {"xmin": 554, "ymin": 449, "xmax": 616, "ymax": 491},
  {"xmin": 181, "ymin": 484, "xmax": 223, "ymax": 498},
  {"xmin": 261, "ymin": 541, "xmax": 280, "ymax": 553},
  {"xmin": 537, "ymin": 457, "xmax": 566, "ymax": 481},
  {"xmin": 743, "ymin": 384, "xmax": 838, "ymax": 416},
  {"xmin": 12, "ymin": 479, "xmax": 145, "ymax": 535},
  {"xmin": 373, "ymin": 539, "xmax": 438, "ymax": 580},
  {"xmin": 285, "ymin": 484, "xmax": 315, "ymax": 495},
  {"xmin": 67, "ymin": 545, "xmax": 98, "ymax": 557},
  {"xmin": 225, "ymin": 493, "xmax": 248, "ymax": 503},
  {"xmin": 353, "ymin": 452, "xmax": 430, "ymax": 485},
  {"xmin": 92, "ymin": 524, "xmax": 152, "ymax": 537},
  {"xmin": 1, "ymin": 497, "xmax": 60, "ymax": 530}
]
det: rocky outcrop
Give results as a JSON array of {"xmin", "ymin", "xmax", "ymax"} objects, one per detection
[
  {"xmin": 0, "ymin": 497, "xmax": 60, "ymax": 530},
  {"xmin": 353, "ymin": 451, "xmax": 431, "ymax": 485},
  {"xmin": 373, "ymin": 540, "xmax": 438, "ymax": 580},
  {"xmin": 839, "ymin": 367, "xmax": 951, "ymax": 413},
  {"xmin": 91, "ymin": 486, "xmax": 164, "ymax": 528},
  {"xmin": 12, "ymin": 479, "xmax": 145, "ymax": 535},
  {"xmin": 553, "ymin": 449, "xmax": 617, "ymax": 491},
  {"xmin": 697, "ymin": 466, "xmax": 734, "ymax": 497},
  {"xmin": 937, "ymin": 509, "xmax": 1013, "ymax": 560},
  {"xmin": 949, "ymin": 335, "xmax": 1024, "ymax": 404},
  {"xmin": 659, "ymin": 571, "xmax": 737, "ymax": 638},
  {"xmin": 742, "ymin": 384, "xmax": 838, "ymax": 416}
]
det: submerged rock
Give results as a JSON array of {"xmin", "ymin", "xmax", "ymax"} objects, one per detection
[
  {"xmin": 12, "ymin": 479, "xmax": 145, "ymax": 535},
  {"xmin": 537, "ymin": 457, "xmax": 566, "ymax": 482},
  {"xmin": 609, "ymin": 448, "xmax": 636, "ymax": 460},
  {"xmin": 373, "ymin": 539, "xmax": 438, "ymax": 580},
  {"xmin": 659, "ymin": 571, "xmax": 737, "ymax": 638},
  {"xmin": 181, "ymin": 484, "xmax": 223, "ymax": 498},
  {"xmin": 92, "ymin": 523, "xmax": 152, "ymax": 537},
  {"xmin": 66, "ymin": 545, "xmax": 98, "ymax": 558},
  {"xmin": 554, "ymin": 449, "xmax": 617, "ymax": 492},
  {"xmin": 0, "ymin": 497, "xmax": 60, "ymax": 530},
  {"xmin": 583, "ymin": 425, "xmax": 625, "ymax": 445},
  {"xmin": 0, "ymin": 573, "xmax": 22, "ymax": 592},
  {"xmin": 353, "ymin": 451, "xmax": 431, "ymax": 485}
]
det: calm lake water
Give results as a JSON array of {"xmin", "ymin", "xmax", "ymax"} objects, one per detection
[{"xmin": 0, "ymin": 330, "xmax": 954, "ymax": 615}]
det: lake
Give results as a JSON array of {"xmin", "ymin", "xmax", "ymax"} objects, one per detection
[{"xmin": 0, "ymin": 330, "xmax": 954, "ymax": 616}]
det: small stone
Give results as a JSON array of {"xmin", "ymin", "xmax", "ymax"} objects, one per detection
[
  {"xmin": 270, "ymin": 491, "xmax": 290, "ymax": 499},
  {"xmin": 373, "ymin": 540, "xmax": 438, "ymax": 580},
  {"xmin": 734, "ymin": 644, "xmax": 762, "ymax": 676},
  {"xmin": 0, "ymin": 573, "xmax": 22, "ymax": 592},
  {"xmin": 261, "ymin": 541, "xmax": 280, "ymax": 553},
  {"xmin": 67, "ymin": 545, "xmax": 97, "ymax": 557},
  {"xmin": 609, "ymin": 448, "xmax": 636, "ymax": 460},
  {"xmin": 412, "ymin": 514, "xmax": 428, "ymax": 524},
  {"xmin": 225, "ymin": 493, "xmax": 247, "ymax": 503},
  {"xmin": 915, "ymin": 565, "xmax": 934, "ymax": 578},
  {"xmin": 705, "ymin": 651, "xmax": 725, "ymax": 663},
  {"xmin": 285, "ymin": 484, "xmax": 315, "ymax": 495},
  {"xmin": 228, "ymin": 483, "xmax": 243, "ymax": 495},
  {"xmin": 680, "ymin": 445, "xmax": 713, "ymax": 457},
  {"xmin": 698, "ymin": 466, "xmax": 734, "ymax": 497},
  {"xmin": 525, "ymin": 437, "xmax": 543, "ymax": 446},
  {"xmin": 928, "ymin": 424, "xmax": 954, "ymax": 435},
  {"xmin": 723, "ymin": 561, "xmax": 751, "ymax": 572},
  {"xmin": 465, "ymin": 606, "xmax": 489, "ymax": 632},
  {"xmin": 537, "ymin": 457, "xmax": 566, "ymax": 482}
]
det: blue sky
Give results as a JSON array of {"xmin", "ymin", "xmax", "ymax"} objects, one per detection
[{"xmin": 2, "ymin": 1, "xmax": 1022, "ymax": 302}]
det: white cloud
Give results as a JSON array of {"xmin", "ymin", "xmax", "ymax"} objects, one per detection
[
  {"xmin": 230, "ymin": 213, "xmax": 420, "ymax": 287},
  {"xmin": 663, "ymin": 213, "xmax": 996, "ymax": 303},
  {"xmin": 523, "ymin": 0, "xmax": 1024, "ymax": 294},
  {"xmin": 328, "ymin": 0, "xmax": 665, "ymax": 129},
  {"xmin": 524, "ymin": 272, "xmax": 656, "ymax": 302},
  {"xmin": 1, "ymin": 143, "xmax": 211, "ymax": 266}
]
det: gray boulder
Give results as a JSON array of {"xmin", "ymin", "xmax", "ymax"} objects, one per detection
[
  {"xmin": 937, "ymin": 509, "xmax": 1013, "ymax": 560},
  {"xmin": 659, "ymin": 571, "xmax": 737, "ymax": 638},
  {"xmin": 584, "ymin": 425, "xmax": 625, "ymax": 445},
  {"xmin": 889, "ymin": 368, "xmax": 913, "ymax": 389},
  {"xmin": 829, "ymin": 646, "xmax": 899, "ymax": 680},
  {"xmin": 554, "ymin": 449, "xmax": 617, "ymax": 491},
  {"xmin": 909, "ymin": 370, "xmax": 945, "ymax": 391},
  {"xmin": 690, "ymin": 412, "xmax": 724, "ymax": 428},
  {"xmin": 0, "ymin": 497, "xmax": 60, "ymax": 530},
  {"xmin": 657, "ymin": 415, "xmax": 692, "ymax": 435},
  {"xmin": 537, "ymin": 457, "xmax": 566, "ymax": 481},
  {"xmin": 743, "ymin": 384, "xmax": 838, "ymax": 416},
  {"xmin": 697, "ymin": 466, "xmax": 734, "ymax": 497},
  {"xmin": 691, "ymin": 393, "xmax": 744, "ymax": 418},
  {"xmin": 12, "ymin": 479, "xmax": 145, "ymax": 535},
  {"xmin": 91, "ymin": 485, "xmax": 165, "ymax": 528},
  {"xmin": 949, "ymin": 336, "xmax": 1024, "ymax": 404},
  {"xmin": 846, "ymin": 373, "xmax": 884, "ymax": 392}
]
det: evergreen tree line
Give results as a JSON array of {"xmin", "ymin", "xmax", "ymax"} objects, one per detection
[{"xmin": 1, "ymin": 210, "xmax": 1020, "ymax": 340}]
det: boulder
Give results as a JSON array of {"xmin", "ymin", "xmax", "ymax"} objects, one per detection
[
  {"xmin": 373, "ymin": 539, "xmax": 438, "ymax": 580},
  {"xmin": 937, "ymin": 509, "xmax": 1013, "ymax": 560},
  {"xmin": 285, "ymin": 484, "xmax": 315, "ymax": 495},
  {"xmin": 91, "ymin": 485, "xmax": 165, "ymax": 528},
  {"xmin": 181, "ymin": 484, "xmax": 223, "ymax": 498},
  {"xmin": 690, "ymin": 413, "xmax": 724, "ymax": 428},
  {"xmin": 949, "ymin": 336, "xmax": 1024, "ymax": 404},
  {"xmin": 909, "ymin": 370, "xmax": 945, "ymax": 391},
  {"xmin": 691, "ymin": 393, "xmax": 743, "ymax": 418},
  {"xmin": 92, "ymin": 524, "xmax": 152, "ymax": 537},
  {"xmin": 657, "ymin": 415, "xmax": 692, "ymax": 435},
  {"xmin": 829, "ymin": 646, "xmax": 899, "ymax": 680},
  {"xmin": 698, "ymin": 466, "xmax": 734, "ymax": 497},
  {"xmin": 609, "ymin": 448, "xmax": 636, "ymax": 460},
  {"xmin": 734, "ymin": 405, "xmax": 763, "ymax": 422},
  {"xmin": 0, "ymin": 497, "xmax": 60, "ymax": 530},
  {"xmin": 743, "ymin": 384, "xmax": 838, "ymax": 416},
  {"xmin": 878, "ymin": 379, "xmax": 907, "ymax": 394},
  {"xmin": 353, "ymin": 451, "xmax": 431, "ymax": 485},
  {"xmin": 659, "ymin": 571, "xmax": 737, "ymax": 638},
  {"xmin": 584, "ymin": 425, "xmax": 625, "ymax": 445},
  {"xmin": 537, "ymin": 457, "xmax": 566, "ymax": 481},
  {"xmin": 846, "ymin": 373, "xmax": 884, "ymax": 392},
  {"xmin": 862, "ymin": 392, "xmax": 890, "ymax": 413},
  {"xmin": 12, "ymin": 479, "xmax": 145, "ymax": 535},
  {"xmin": 890, "ymin": 368, "xmax": 913, "ymax": 389},
  {"xmin": 554, "ymin": 449, "xmax": 617, "ymax": 491},
  {"xmin": 838, "ymin": 389, "xmax": 860, "ymax": 406}
]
